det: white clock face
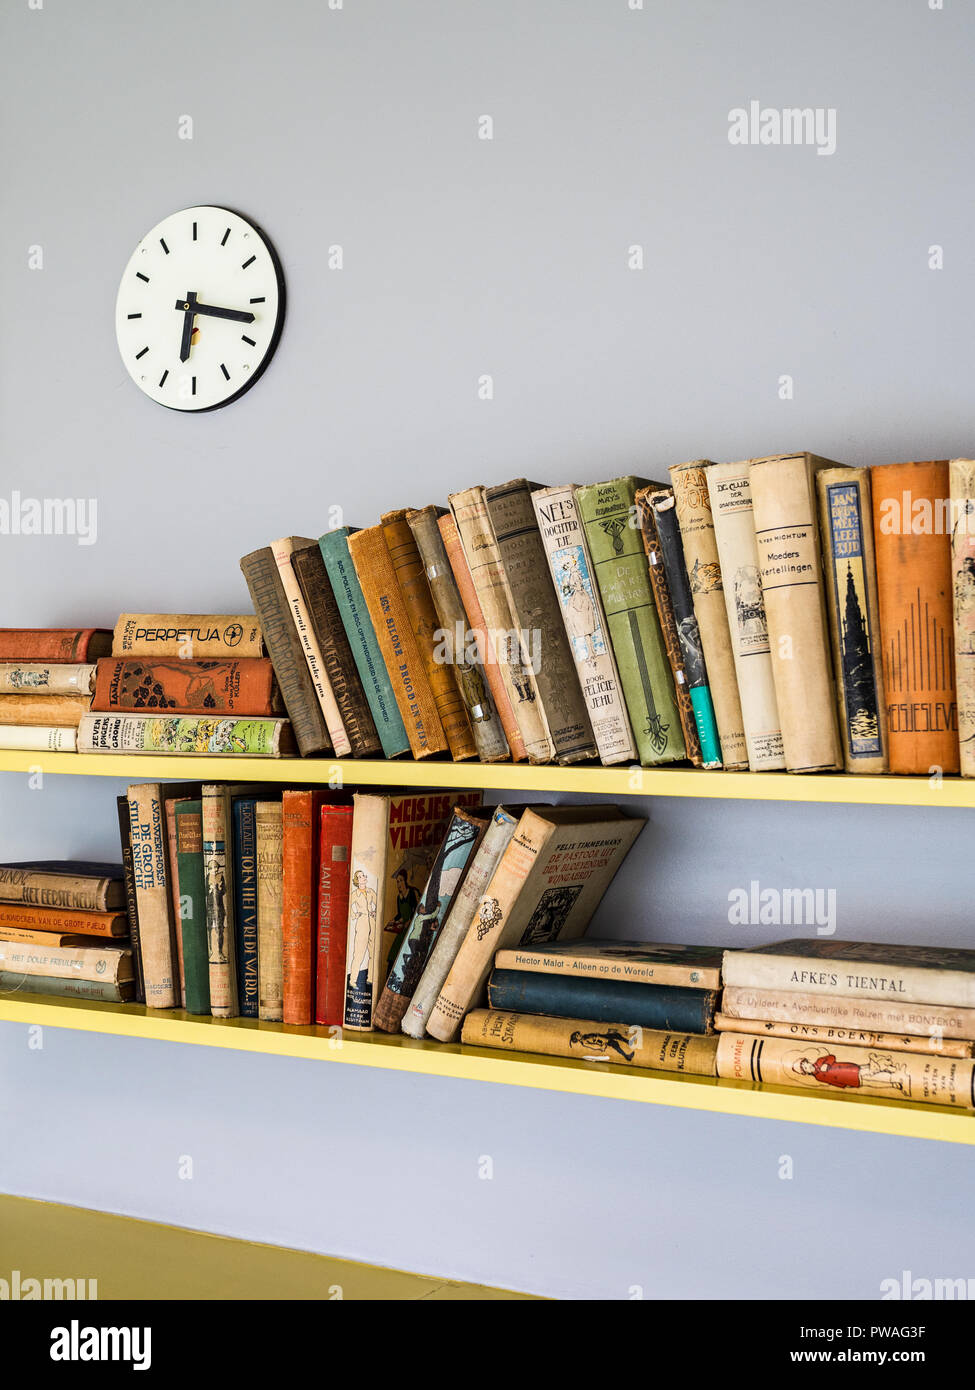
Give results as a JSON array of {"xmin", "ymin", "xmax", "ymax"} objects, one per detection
[{"xmin": 115, "ymin": 206, "xmax": 284, "ymax": 411}]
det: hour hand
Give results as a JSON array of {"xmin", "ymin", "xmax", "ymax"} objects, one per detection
[{"xmin": 178, "ymin": 303, "xmax": 195, "ymax": 362}]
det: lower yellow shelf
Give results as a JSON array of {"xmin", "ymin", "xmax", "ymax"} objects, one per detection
[{"xmin": 1, "ymin": 993, "xmax": 972, "ymax": 1145}]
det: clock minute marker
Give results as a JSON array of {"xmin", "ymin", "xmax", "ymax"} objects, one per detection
[
  {"xmin": 127, "ymin": 313, "xmax": 142, "ymax": 319},
  {"xmin": 220, "ymin": 364, "xmax": 230, "ymax": 381},
  {"xmin": 249, "ymin": 297, "xmax": 265, "ymax": 304},
  {"xmin": 135, "ymin": 346, "xmax": 149, "ymax": 360},
  {"xmin": 241, "ymin": 255, "xmax": 256, "ymax": 269},
  {"xmin": 192, "ymin": 221, "xmax": 197, "ymax": 241},
  {"xmin": 221, "ymin": 228, "xmax": 231, "ymax": 246},
  {"xmin": 136, "ymin": 272, "xmax": 150, "ymax": 283},
  {"xmin": 158, "ymin": 370, "xmax": 169, "ymax": 387},
  {"xmin": 242, "ymin": 335, "xmax": 256, "ymax": 346},
  {"xmin": 160, "ymin": 238, "xmax": 170, "ymax": 255}
]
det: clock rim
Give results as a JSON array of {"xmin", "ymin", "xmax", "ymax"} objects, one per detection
[{"xmin": 117, "ymin": 204, "xmax": 287, "ymax": 414}]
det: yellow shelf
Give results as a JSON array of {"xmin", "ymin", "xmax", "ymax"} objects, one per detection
[
  {"xmin": 0, "ymin": 749, "xmax": 971, "ymax": 807},
  {"xmin": 1, "ymin": 992, "xmax": 971, "ymax": 1145}
]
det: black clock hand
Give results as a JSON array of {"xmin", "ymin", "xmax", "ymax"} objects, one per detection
[
  {"xmin": 178, "ymin": 294, "xmax": 196, "ymax": 363},
  {"xmin": 174, "ymin": 294, "xmax": 255, "ymax": 325}
]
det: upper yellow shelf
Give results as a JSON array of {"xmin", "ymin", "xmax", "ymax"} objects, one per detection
[
  {"xmin": 0, "ymin": 750, "xmax": 970, "ymax": 808},
  {"xmin": 0, "ymin": 992, "xmax": 970, "ymax": 1145}
]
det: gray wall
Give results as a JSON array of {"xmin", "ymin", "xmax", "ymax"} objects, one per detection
[{"xmin": 1, "ymin": 0, "xmax": 973, "ymax": 1299}]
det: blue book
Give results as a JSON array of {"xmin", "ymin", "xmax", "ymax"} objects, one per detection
[
  {"xmin": 318, "ymin": 527, "xmax": 410, "ymax": 759},
  {"xmin": 486, "ymin": 969, "xmax": 716, "ymax": 1034},
  {"xmin": 231, "ymin": 798, "xmax": 259, "ymax": 1018}
]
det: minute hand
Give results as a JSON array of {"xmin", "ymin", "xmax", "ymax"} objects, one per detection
[{"xmin": 174, "ymin": 298, "xmax": 255, "ymax": 324}]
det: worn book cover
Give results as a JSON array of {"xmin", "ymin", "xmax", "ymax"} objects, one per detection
[
  {"xmin": 343, "ymin": 789, "xmax": 481, "ymax": 1031},
  {"xmin": 281, "ymin": 790, "xmax": 331, "ymax": 1025},
  {"xmin": 0, "ymin": 663, "xmax": 96, "ymax": 695},
  {"xmin": 486, "ymin": 969, "xmax": 717, "ymax": 1033},
  {"xmin": 402, "ymin": 804, "xmax": 520, "ymax": 1039},
  {"xmin": 575, "ymin": 477, "xmax": 684, "ymax": 767},
  {"xmin": 462, "ymin": 1011, "xmax": 719, "ymax": 1075},
  {"xmin": 0, "ymin": 924, "xmax": 123, "ymax": 948},
  {"xmin": 816, "ymin": 467, "xmax": 888, "ymax": 773},
  {"xmin": 116, "ymin": 795, "xmax": 145, "ymax": 1002},
  {"xmin": 531, "ymin": 485, "xmax": 636, "ymax": 766},
  {"xmin": 0, "ymin": 629, "xmax": 111, "ymax": 661},
  {"xmin": 0, "ymin": 861, "xmax": 124, "ymax": 912},
  {"xmin": 272, "ymin": 535, "xmax": 351, "ymax": 755},
  {"xmin": 720, "ymin": 983, "xmax": 975, "ymax": 1041},
  {"xmin": 173, "ymin": 800, "xmax": 210, "ymax": 1016},
  {"xmin": 0, "ymin": 971, "xmax": 132, "ymax": 1003},
  {"xmin": 0, "ymin": 725, "xmax": 77, "ymax": 752},
  {"xmin": 128, "ymin": 784, "xmax": 195, "ymax": 1008},
  {"xmin": 407, "ymin": 506, "xmax": 510, "ymax": 763},
  {"xmin": 79, "ymin": 713, "xmax": 294, "ymax": 757},
  {"xmin": 232, "ymin": 798, "xmax": 260, "ymax": 1018},
  {"xmin": 0, "ymin": 694, "xmax": 90, "ymax": 727},
  {"xmin": 495, "ymin": 939, "xmax": 723, "ymax": 990},
  {"xmin": 164, "ymin": 797, "xmax": 189, "ymax": 1007},
  {"xmin": 255, "ymin": 800, "xmax": 284, "ymax": 1022},
  {"xmin": 0, "ymin": 903, "xmax": 127, "ymax": 939},
  {"xmin": 316, "ymin": 803, "xmax": 354, "ymax": 1027},
  {"xmin": 749, "ymin": 453, "xmax": 844, "ymax": 773},
  {"xmin": 374, "ymin": 806, "xmax": 487, "ymax": 1032},
  {"xmin": 872, "ymin": 460, "xmax": 959, "ymax": 775},
  {"xmin": 949, "ymin": 459, "xmax": 975, "ymax": 776},
  {"xmin": 486, "ymin": 479, "xmax": 597, "ymax": 765},
  {"xmin": 202, "ymin": 785, "xmax": 238, "ymax": 1018},
  {"xmin": 723, "ymin": 939, "xmax": 975, "ymax": 1009},
  {"xmin": 112, "ymin": 616, "xmax": 262, "ymax": 660},
  {"xmin": 706, "ymin": 461, "xmax": 786, "ymax": 770},
  {"xmin": 0, "ymin": 940, "xmax": 133, "ymax": 988},
  {"xmin": 712, "ymin": 1014, "xmax": 973, "ymax": 1059},
  {"xmin": 427, "ymin": 805, "xmax": 645, "ymax": 1042},
  {"xmin": 716, "ymin": 1032, "xmax": 975, "ymax": 1110},
  {"xmin": 669, "ymin": 461, "xmax": 748, "ymax": 769},
  {"xmin": 92, "ymin": 658, "xmax": 279, "ymax": 717}
]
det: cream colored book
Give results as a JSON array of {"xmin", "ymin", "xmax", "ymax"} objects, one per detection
[
  {"xmin": 0, "ymin": 725, "xmax": 77, "ymax": 752},
  {"xmin": 713, "ymin": 1014, "xmax": 973, "ymax": 1059},
  {"xmin": 255, "ymin": 800, "xmax": 284, "ymax": 1022},
  {"xmin": 128, "ymin": 783, "xmax": 179, "ymax": 1009},
  {"xmin": 0, "ymin": 663, "xmax": 96, "ymax": 695},
  {"xmin": 749, "ymin": 453, "xmax": 843, "ymax": 772},
  {"xmin": 462, "ymin": 1010, "xmax": 719, "ymax": 1075},
  {"xmin": 668, "ymin": 460, "xmax": 748, "ymax": 769},
  {"xmin": 705, "ymin": 462, "xmax": 785, "ymax": 770},
  {"xmin": 531, "ymin": 485, "xmax": 636, "ymax": 765},
  {"xmin": 272, "ymin": 535, "xmax": 351, "ymax": 756},
  {"xmin": 949, "ymin": 458, "xmax": 975, "ymax": 777},
  {"xmin": 426, "ymin": 805, "xmax": 645, "ymax": 1043},
  {"xmin": 0, "ymin": 939, "xmax": 131, "ymax": 985},
  {"xmin": 720, "ymin": 984, "xmax": 975, "ymax": 1041},
  {"xmin": 716, "ymin": 1031, "xmax": 975, "ymax": 1110}
]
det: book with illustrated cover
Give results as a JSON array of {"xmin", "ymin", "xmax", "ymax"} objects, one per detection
[
  {"xmin": 950, "ymin": 458, "xmax": 975, "ymax": 776},
  {"xmin": 79, "ymin": 712, "xmax": 294, "ymax": 757},
  {"xmin": 113, "ymin": 616, "xmax": 263, "ymax": 659},
  {"xmin": 92, "ymin": 658, "xmax": 280, "ymax": 717},
  {"xmin": 486, "ymin": 969, "xmax": 717, "ymax": 1033},
  {"xmin": 173, "ymin": 799, "xmax": 209, "ymax": 1016},
  {"xmin": 0, "ymin": 663, "xmax": 95, "ymax": 695},
  {"xmin": 462, "ymin": 1010, "xmax": 719, "ymax": 1075},
  {"xmin": 255, "ymin": 800, "xmax": 284, "ymax": 1022},
  {"xmin": 712, "ymin": 1014, "xmax": 973, "ymax": 1059},
  {"xmin": 0, "ymin": 629, "xmax": 111, "ymax": 661},
  {"xmin": 495, "ymin": 939, "xmax": 723, "ymax": 990},
  {"xmin": 201, "ymin": 783, "xmax": 260, "ymax": 1019},
  {"xmin": 722, "ymin": 939, "xmax": 975, "ymax": 1009}
]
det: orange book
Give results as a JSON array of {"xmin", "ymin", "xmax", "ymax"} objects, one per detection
[
  {"xmin": 281, "ymin": 789, "xmax": 329, "ymax": 1025},
  {"xmin": 0, "ymin": 629, "xmax": 111, "ymax": 661},
  {"xmin": 872, "ymin": 460, "xmax": 959, "ymax": 774},
  {"xmin": 438, "ymin": 513, "xmax": 526, "ymax": 762},
  {"xmin": 0, "ymin": 694, "xmax": 91, "ymax": 726},
  {"xmin": 92, "ymin": 658, "xmax": 279, "ymax": 716},
  {"xmin": 0, "ymin": 903, "xmax": 128, "ymax": 938}
]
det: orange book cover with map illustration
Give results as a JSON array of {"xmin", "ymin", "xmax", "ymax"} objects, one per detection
[{"xmin": 93, "ymin": 658, "xmax": 279, "ymax": 716}]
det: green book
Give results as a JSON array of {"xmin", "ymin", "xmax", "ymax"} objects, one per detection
[
  {"xmin": 575, "ymin": 477, "xmax": 684, "ymax": 765},
  {"xmin": 174, "ymin": 799, "xmax": 210, "ymax": 1016}
]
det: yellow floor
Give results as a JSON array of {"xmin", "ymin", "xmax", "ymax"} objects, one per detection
[{"xmin": 0, "ymin": 1194, "xmax": 537, "ymax": 1300}]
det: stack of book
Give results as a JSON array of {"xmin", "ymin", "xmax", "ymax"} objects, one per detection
[
  {"xmin": 0, "ymin": 861, "xmax": 134, "ymax": 1001},
  {"xmin": 717, "ymin": 939, "xmax": 975, "ymax": 1111},
  {"xmin": 0, "ymin": 628, "xmax": 110, "ymax": 752},
  {"xmin": 461, "ymin": 941, "xmax": 723, "ymax": 1077},
  {"xmin": 78, "ymin": 614, "xmax": 295, "ymax": 757}
]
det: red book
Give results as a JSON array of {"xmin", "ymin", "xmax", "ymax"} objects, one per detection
[
  {"xmin": 316, "ymin": 804, "xmax": 354, "ymax": 1027},
  {"xmin": 0, "ymin": 629, "xmax": 111, "ymax": 661},
  {"xmin": 92, "ymin": 657, "xmax": 279, "ymax": 716},
  {"xmin": 281, "ymin": 790, "xmax": 328, "ymax": 1025}
]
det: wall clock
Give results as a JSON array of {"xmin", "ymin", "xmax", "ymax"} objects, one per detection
[{"xmin": 115, "ymin": 205, "xmax": 285, "ymax": 411}]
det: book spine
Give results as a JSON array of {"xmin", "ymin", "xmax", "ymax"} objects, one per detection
[
  {"xmin": 174, "ymin": 803, "xmax": 210, "ymax": 1016},
  {"xmin": 750, "ymin": 454, "xmax": 843, "ymax": 772},
  {"xmin": 0, "ymin": 725, "xmax": 77, "ymax": 751},
  {"xmin": 402, "ymin": 806, "xmax": 519, "ymax": 1038},
  {"xmin": 0, "ymin": 940, "xmax": 129, "ymax": 984},
  {"xmin": 669, "ymin": 461, "xmax": 748, "ymax": 769},
  {"xmin": 0, "ymin": 904, "xmax": 126, "ymax": 937},
  {"xmin": 202, "ymin": 786, "xmax": 237, "ymax": 1019},
  {"xmin": 494, "ymin": 948, "xmax": 721, "ymax": 990},
  {"xmin": 0, "ymin": 694, "xmax": 90, "ymax": 727},
  {"xmin": 706, "ymin": 462, "xmax": 786, "ymax": 770},
  {"xmin": 641, "ymin": 489, "xmax": 720, "ymax": 765},
  {"xmin": 712, "ymin": 1014, "xmax": 973, "ymax": 1058},
  {"xmin": 281, "ymin": 790, "xmax": 321, "ymax": 1025},
  {"xmin": 92, "ymin": 658, "xmax": 278, "ymax": 717},
  {"xmin": 112, "ymin": 615, "xmax": 263, "ymax": 659},
  {"xmin": 164, "ymin": 799, "xmax": 186, "ymax": 1007},
  {"xmin": 720, "ymin": 984, "xmax": 975, "ymax": 1040},
  {"xmin": 255, "ymin": 800, "xmax": 284, "ymax": 1022},
  {"xmin": 346, "ymin": 525, "xmax": 447, "ymax": 758},
  {"xmin": 77, "ymin": 713, "xmax": 293, "ymax": 757},
  {"xmin": 0, "ymin": 926, "xmax": 107, "ymax": 947},
  {"xmin": 0, "ymin": 629, "xmax": 109, "ymax": 661},
  {"xmin": 374, "ymin": 807, "xmax": 485, "ymax": 1032},
  {"xmin": 317, "ymin": 529, "xmax": 411, "ymax": 759},
  {"xmin": 723, "ymin": 951, "xmax": 975, "ymax": 1009},
  {"xmin": 272, "ymin": 536, "xmax": 351, "ymax": 755},
  {"xmin": 127, "ymin": 784, "xmax": 177, "ymax": 1008},
  {"xmin": 486, "ymin": 969, "xmax": 716, "ymax": 1032},
  {"xmin": 816, "ymin": 468, "xmax": 888, "ymax": 772},
  {"xmin": 950, "ymin": 458, "xmax": 975, "ymax": 777},
  {"xmin": 449, "ymin": 485, "xmax": 556, "ymax": 764},
  {"xmin": 407, "ymin": 507, "xmax": 510, "ymax": 763},
  {"xmin": 343, "ymin": 792, "xmax": 390, "ymax": 1031},
  {"xmin": 716, "ymin": 1031, "xmax": 975, "ymax": 1110},
  {"xmin": 239, "ymin": 547, "xmax": 331, "ymax": 757},
  {"xmin": 116, "ymin": 795, "xmax": 145, "ymax": 1003},
  {"xmin": 0, "ymin": 971, "xmax": 130, "ymax": 1003},
  {"xmin": 316, "ymin": 804, "xmax": 354, "ymax": 1026},
  {"xmin": 462, "ymin": 1010, "xmax": 719, "ymax": 1075},
  {"xmin": 0, "ymin": 867, "xmax": 116, "ymax": 912},
  {"xmin": 575, "ymin": 479, "xmax": 685, "ymax": 766},
  {"xmin": 0, "ymin": 663, "xmax": 95, "ymax": 695},
  {"xmin": 486, "ymin": 480, "xmax": 597, "ymax": 765},
  {"xmin": 531, "ymin": 486, "xmax": 636, "ymax": 765},
  {"xmin": 232, "ymin": 800, "xmax": 259, "ymax": 1019},
  {"xmin": 290, "ymin": 544, "xmax": 382, "ymax": 758},
  {"xmin": 438, "ymin": 513, "xmax": 526, "ymax": 761}
]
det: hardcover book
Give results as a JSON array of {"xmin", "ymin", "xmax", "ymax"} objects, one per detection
[
  {"xmin": 0, "ymin": 726, "xmax": 77, "ymax": 752},
  {"xmin": 749, "ymin": 453, "xmax": 844, "ymax": 773},
  {"xmin": 720, "ymin": 983, "xmax": 975, "ymax": 1041},
  {"xmin": 0, "ymin": 972, "xmax": 131, "ymax": 1003},
  {"xmin": 949, "ymin": 458, "xmax": 975, "ymax": 777},
  {"xmin": 0, "ymin": 903, "xmax": 127, "ymax": 938},
  {"xmin": 316, "ymin": 802, "xmax": 354, "ymax": 1027},
  {"xmin": 0, "ymin": 940, "xmax": 133, "ymax": 993},
  {"xmin": 706, "ymin": 461, "xmax": 786, "ymax": 770},
  {"xmin": 255, "ymin": 800, "xmax": 284, "ymax": 1022},
  {"xmin": 79, "ymin": 713, "xmax": 294, "ymax": 757},
  {"xmin": 722, "ymin": 939, "xmax": 975, "ymax": 1009},
  {"xmin": 486, "ymin": 969, "xmax": 717, "ymax": 1033},
  {"xmin": 575, "ymin": 477, "xmax": 685, "ymax": 767},
  {"xmin": 272, "ymin": 535, "xmax": 351, "ymax": 755},
  {"xmin": 495, "ymin": 940, "xmax": 723, "ymax": 990},
  {"xmin": 712, "ymin": 1014, "xmax": 973, "ymax": 1059},
  {"xmin": 0, "ymin": 629, "xmax": 111, "ymax": 661},
  {"xmin": 0, "ymin": 663, "xmax": 96, "ymax": 695},
  {"xmin": 0, "ymin": 694, "xmax": 91, "ymax": 727},
  {"xmin": 173, "ymin": 800, "xmax": 210, "ymax": 1016},
  {"xmin": 116, "ymin": 795, "xmax": 145, "ymax": 1003},
  {"xmin": 282, "ymin": 789, "xmax": 330, "ymax": 1025},
  {"xmin": 816, "ymin": 467, "xmax": 888, "ymax": 773},
  {"xmin": 92, "ymin": 658, "xmax": 280, "ymax": 717},
  {"xmin": 128, "ymin": 784, "xmax": 194, "ymax": 1008},
  {"xmin": 531, "ymin": 484, "xmax": 636, "ymax": 766},
  {"xmin": 0, "ymin": 861, "xmax": 124, "ymax": 912},
  {"xmin": 112, "ymin": 615, "xmax": 263, "ymax": 660},
  {"xmin": 232, "ymin": 798, "xmax": 260, "ymax": 1018},
  {"xmin": 202, "ymin": 784, "xmax": 244, "ymax": 1018},
  {"xmin": 462, "ymin": 1011, "xmax": 719, "ymax": 1075}
]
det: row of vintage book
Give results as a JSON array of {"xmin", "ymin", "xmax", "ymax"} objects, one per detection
[
  {"xmin": 2, "ymin": 791, "xmax": 973, "ymax": 1112},
  {"xmin": 1, "ymin": 454, "xmax": 973, "ymax": 775}
]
